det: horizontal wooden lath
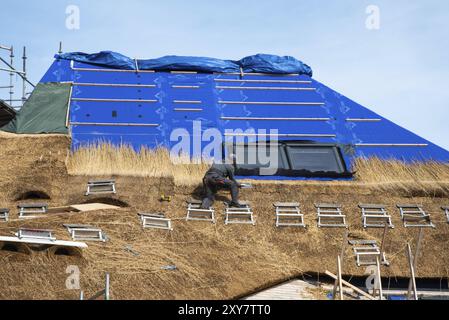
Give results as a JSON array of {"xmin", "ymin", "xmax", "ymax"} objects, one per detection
[
  {"xmin": 346, "ymin": 118, "xmax": 382, "ymax": 122},
  {"xmin": 216, "ymin": 86, "xmax": 316, "ymax": 91},
  {"xmin": 214, "ymin": 79, "xmax": 312, "ymax": 84},
  {"xmin": 172, "ymin": 85, "xmax": 200, "ymax": 89},
  {"xmin": 173, "ymin": 100, "xmax": 202, "ymax": 104},
  {"xmin": 71, "ymin": 98, "xmax": 157, "ymax": 103},
  {"xmin": 221, "ymin": 116, "xmax": 331, "ymax": 121},
  {"xmin": 224, "ymin": 133, "xmax": 336, "ymax": 138},
  {"xmin": 174, "ymin": 108, "xmax": 203, "ymax": 112},
  {"xmin": 70, "ymin": 122, "xmax": 159, "ymax": 127},
  {"xmin": 218, "ymin": 101, "xmax": 325, "ymax": 106},
  {"xmin": 355, "ymin": 143, "xmax": 428, "ymax": 147},
  {"xmin": 72, "ymin": 66, "xmax": 155, "ymax": 74},
  {"xmin": 73, "ymin": 82, "xmax": 156, "ymax": 88}
]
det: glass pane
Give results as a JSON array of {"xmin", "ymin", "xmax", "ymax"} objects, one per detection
[
  {"xmin": 234, "ymin": 144, "xmax": 286, "ymax": 170},
  {"xmin": 287, "ymin": 146, "xmax": 343, "ymax": 173}
]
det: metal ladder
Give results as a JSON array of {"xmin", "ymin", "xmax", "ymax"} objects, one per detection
[
  {"xmin": 359, "ymin": 204, "xmax": 394, "ymax": 229},
  {"xmin": 274, "ymin": 202, "xmax": 305, "ymax": 228},
  {"xmin": 442, "ymin": 206, "xmax": 449, "ymax": 223},
  {"xmin": 315, "ymin": 203, "xmax": 347, "ymax": 228},
  {"xmin": 349, "ymin": 240, "xmax": 389, "ymax": 267},
  {"xmin": 18, "ymin": 203, "xmax": 48, "ymax": 218},
  {"xmin": 397, "ymin": 204, "xmax": 435, "ymax": 228},
  {"xmin": 86, "ymin": 180, "xmax": 116, "ymax": 196},
  {"xmin": 224, "ymin": 201, "xmax": 255, "ymax": 226},
  {"xmin": 138, "ymin": 213, "xmax": 173, "ymax": 230},
  {"xmin": 64, "ymin": 224, "xmax": 107, "ymax": 242},
  {"xmin": 0, "ymin": 208, "xmax": 9, "ymax": 222},
  {"xmin": 186, "ymin": 199, "xmax": 215, "ymax": 223}
]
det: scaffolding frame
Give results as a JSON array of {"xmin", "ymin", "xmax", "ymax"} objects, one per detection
[{"xmin": 0, "ymin": 44, "xmax": 34, "ymax": 110}]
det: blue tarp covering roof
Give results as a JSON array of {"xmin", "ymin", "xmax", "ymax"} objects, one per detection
[
  {"xmin": 35, "ymin": 56, "xmax": 449, "ymax": 171},
  {"xmin": 55, "ymin": 51, "xmax": 313, "ymax": 76}
]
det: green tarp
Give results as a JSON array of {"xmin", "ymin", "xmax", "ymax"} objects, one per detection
[{"xmin": 1, "ymin": 82, "xmax": 71, "ymax": 134}]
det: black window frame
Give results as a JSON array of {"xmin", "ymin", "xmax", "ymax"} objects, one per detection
[
  {"xmin": 284, "ymin": 143, "xmax": 347, "ymax": 175},
  {"xmin": 223, "ymin": 141, "xmax": 352, "ymax": 178}
]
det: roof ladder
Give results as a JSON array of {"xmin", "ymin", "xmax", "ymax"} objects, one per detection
[
  {"xmin": 86, "ymin": 180, "xmax": 116, "ymax": 196},
  {"xmin": 348, "ymin": 240, "xmax": 389, "ymax": 267},
  {"xmin": 0, "ymin": 208, "xmax": 9, "ymax": 222},
  {"xmin": 442, "ymin": 206, "xmax": 449, "ymax": 223},
  {"xmin": 64, "ymin": 224, "xmax": 107, "ymax": 242},
  {"xmin": 315, "ymin": 203, "xmax": 347, "ymax": 228},
  {"xmin": 397, "ymin": 204, "xmax": 435, "ymax": 228},
  {"xmin": 138, "ymin": 213, "xmax": 173, "ymax": 231},
  {"xmin": 224, "ymin": 201, "xmax": 255, "ymax": 226},
  {"xmin": 274, "ymin": 202, "xmax": 305, "ymax": 228},
  {"xmin": 186, "ymin": 199, "xmax": 216, "ymax": 223},
  {"xmin": 18, "ymin": 203, "xmax": 48, "ymax": 219},
  {"xmin": 359, "ymin": 204, "xmax": 394, "ymax": 229}
]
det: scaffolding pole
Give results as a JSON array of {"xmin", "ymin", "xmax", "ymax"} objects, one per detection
[
  {"xmin": 9, "ymin": 46, "xmax": 13, "ymax": 105},
  {"xmin": 22, "ymin": 46, "xmax": 27, "ymax": 104},
  {"xmin": 407, "ymin": 228, "xmax": 423, "ymax": 299},
  {"xmin": 0, "ymin": 56, "xmax": 35, "ymax": 87},
  {"xmin": 407, "ymin": 243, "xmax": 419, "ymax": 300}
]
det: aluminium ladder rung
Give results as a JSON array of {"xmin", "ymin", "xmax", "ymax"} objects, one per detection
[
  {"xmin": 442, "ymin": 207, "xmax": 449, "ymax": 223},
  {"xmin": 396, "ymin": 204, "xmax": 424, "ymax": 209},
  {"xmin": 350, "ymin": 240, "xmax": 389, "ymax": 267},
  {"xmin": 360, "ymin": 204, "xmax": 394, "ymax": 229},
  {"xmin": 18, "ymin": 203, "xmax": 48, "ymax": 218},
  {"xmin": 186, "ymin": 200, "xmax": 215, "ymax": 223},
  {"xmin": 66, "ymin": 225, "xmax": 106, "ymax": 242},
  {"xmin": 355, "ymin": 251, "xmax": 381, "ymax": 256},
  {"xmin": 274, "ymin": 202, "xmax": 300, "ymax": 207},
  {"xmin": 397, "ymin": 204, "xmax": 434, "ymax": 228},
  {"xmin": 86, "ymin": 180, "xmax": 116, "ymax": 196},
  {"xmin": 224, "ymin": 202, "xmax": 255, "ymax": 226},
  {"xmin": 276, "ymin": 209, "xmax": 300, "ymax": 213},
  {"xmin": 138, "ymin": 213, "xmax": 173, "ymax": 230},
  {"xmin": 315, "ymin": 203, "xmax": 342, "ymax": 209},
  {"xmin": 275, "ymin": 202, "xmax": 305, "ymax": 228},
  {"xmin": 17, "ymin": 228, "xmax": 56, "ymax": 241},
  {"xmin": 318, "ymin": 214, "xmax": 347, "ymax": 218},
  {"xmin": 349, "ymin": 240, "xmax": 377, "ymax": 245},
  {"xmin": 316, "ymin": 203, "xmax": 347, "ymax": 228},
  {"xmin": 0, "ymin": 208, "xmax": 9, "ymax": 222},
  {"xmin": 359, "ymin": 204, "xmax": 387, "ymax": 209}
]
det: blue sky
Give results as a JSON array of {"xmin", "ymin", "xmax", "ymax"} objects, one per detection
[{"xmin": 1, "ymin": 0, "xmax": 448, "ymax": 150}]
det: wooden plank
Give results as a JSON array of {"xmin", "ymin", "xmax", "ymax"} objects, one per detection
[
  {"xmin": 358, "ymin": 204, "xmax": 386, "ymax": 209},
  {"xmin": 406, "ymin": 244, "xmax": 419, "ymax": 300},
  {"xmin": 337, "ymin": 256, "xmax": 344, "ymax": 300},
  {"xmin": 274, "ymin": 202, "xmax": 300, "ymax": 207},
  {"xmin": 397, "ymin": 204, "xmax": 423, "ymax": 209},
  {"xmin": 325, "ymin": 271, "xmax": 376, "ymax": 300},
  {"xmin": 0, "ymin": 236, "xmax": 88, "ymax": 248},
  {"xmin": 47, "ymin": 206, "xmax": 79, "ymax": 214},
  {"xmin": 70, "ymin": 203, "xmax": 120, "ymax": 212},
  {"xmin": 376, "ymin": 257, "xmax": 383, "ymax": 300},
  {"xmin": 315, "ymin": 203, "xmax": 342, "ymax": 208}
]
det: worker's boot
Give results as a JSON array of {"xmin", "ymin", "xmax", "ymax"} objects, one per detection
[
  {"xmin": 201, "ymin": 197, "xmax": 214, "ymax": 209},
  {"xmin": 229, "ymin": 201, "xmax": 246, "ymax": 208}
]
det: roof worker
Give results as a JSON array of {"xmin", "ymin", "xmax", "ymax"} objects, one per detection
[{"xmin": 201, "ymin": 154, "xmax": 246, "ymax": 209}]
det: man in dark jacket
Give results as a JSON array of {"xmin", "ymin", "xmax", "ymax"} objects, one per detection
[{"xmin": 201, "ymin": 160, "xmax": 245, "ymax": 209}]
